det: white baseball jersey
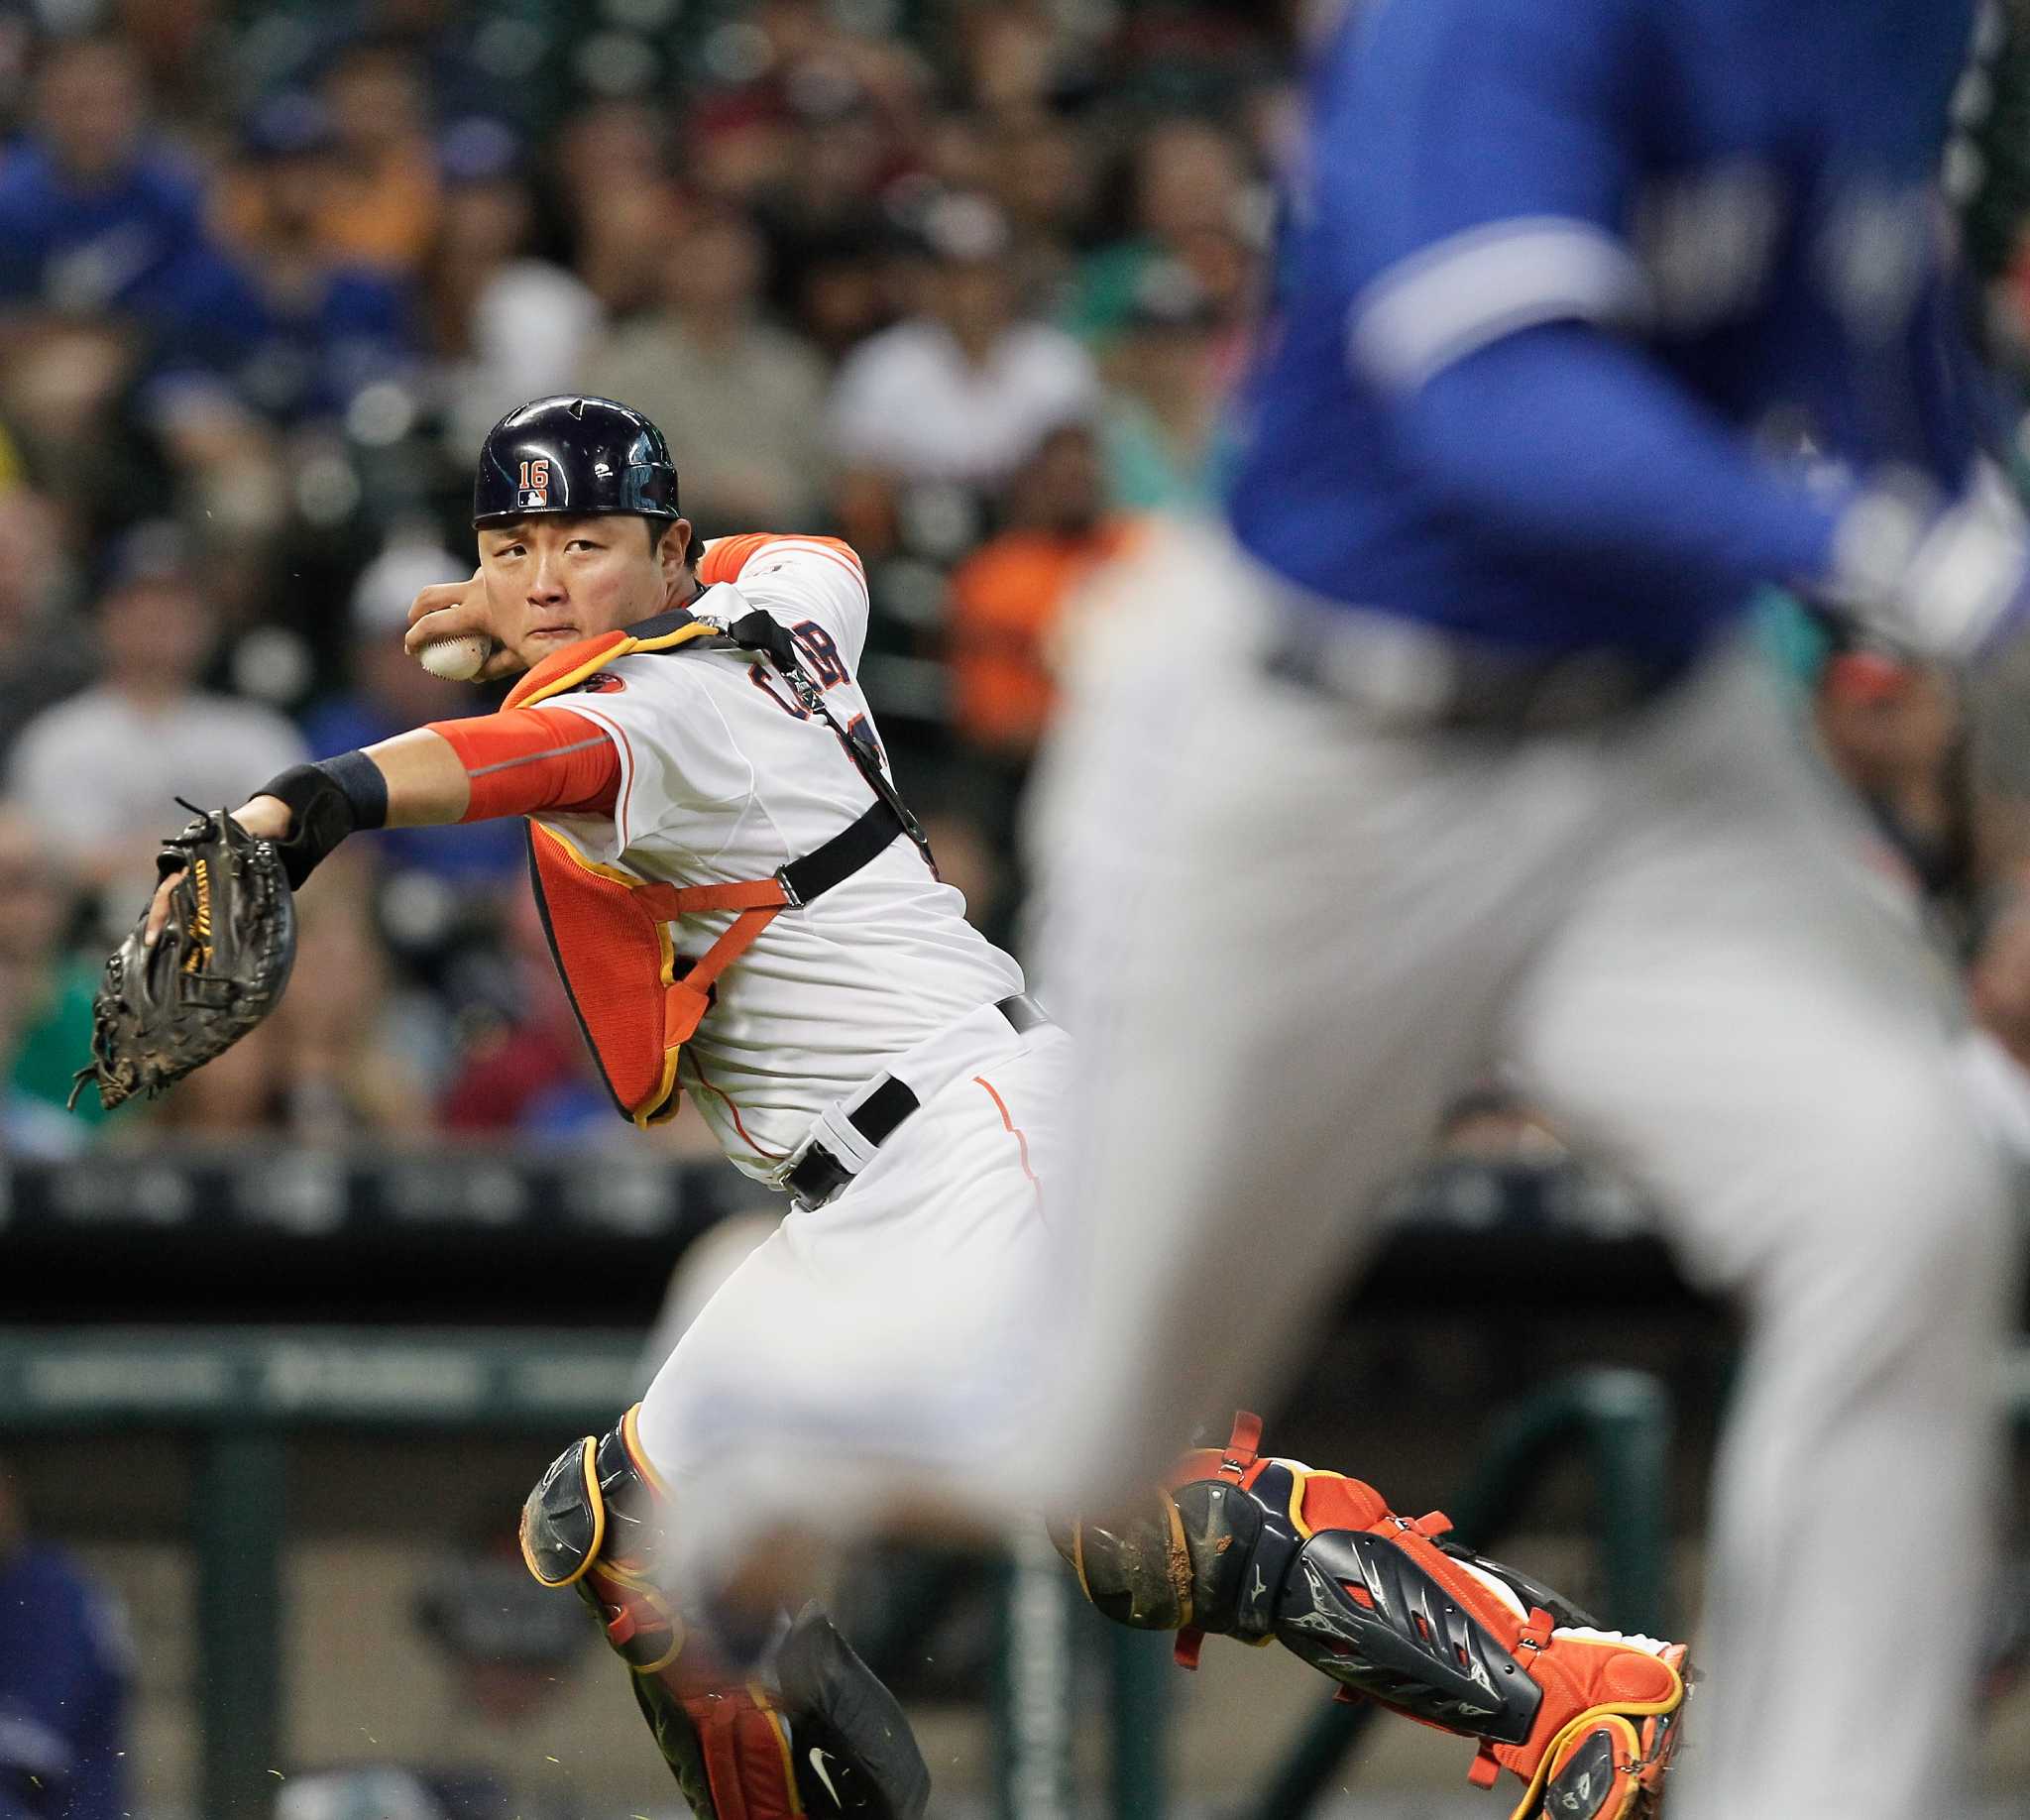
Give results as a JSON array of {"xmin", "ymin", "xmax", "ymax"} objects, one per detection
[{"xmin": 532, "ymin": 534, "xmax": 1024, "ymax": 1178}]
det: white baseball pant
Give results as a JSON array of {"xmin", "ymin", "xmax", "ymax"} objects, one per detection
[
  {"xmin": 631, "ymin": 1021, "xmax": 1072, "ymax": 1591},
  {"xmin": 1020, "ymin": 518, "xmax": 2015, "ymax": 1820}
]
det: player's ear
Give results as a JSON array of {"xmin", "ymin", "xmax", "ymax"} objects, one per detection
[{"xmin": 657, "ymin": 517, "xmax": 694, "ymax": 600}]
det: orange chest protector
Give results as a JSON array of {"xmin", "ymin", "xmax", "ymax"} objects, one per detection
[{"xmin": 506, "ymin": 606, "xmax": 932, "ymax": 1129}]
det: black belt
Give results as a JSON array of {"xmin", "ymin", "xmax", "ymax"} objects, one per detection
[
  {"xmin": 1260, "ymin": 611, "xmax": 1695, "ymax": 737},
  {"xmin": 785, "ymin": 994, "xmax": 1050, "ymax": 1207}
]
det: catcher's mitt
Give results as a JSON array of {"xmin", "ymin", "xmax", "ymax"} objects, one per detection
[{"xmin": 69, "ymin": 805, "xmax": 297, "ymax": 1112}]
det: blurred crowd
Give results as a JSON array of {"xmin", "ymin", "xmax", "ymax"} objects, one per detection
[
  {"xmin": 10, "ymin": 0, "xmax": 2030, "ymax": 1163},
  {"xmin": 0, "ymin": 0, "xmax": 1297, "ymax": 1150}
]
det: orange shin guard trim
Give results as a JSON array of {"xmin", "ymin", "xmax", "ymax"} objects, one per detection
[
  {"xmin": 1067, "ymin": 1518, "xmax": 1092, "ymax": 1605},
  {"xmin": 1279, "ymin": 1467, "xmax": 1392, "ymax": 1540},
  {"xmin": 754, "ymin": 1683, "xmax": 803, "ymax": 1817},
  {"xmin": 1162, "ymin": 1491, "xmax": 1193, "ymax": 1630}
]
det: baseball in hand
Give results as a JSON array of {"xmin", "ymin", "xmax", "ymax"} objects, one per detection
[{"xmin": 417, "ymin": 633, "xmax": 493, "ymax": 682}]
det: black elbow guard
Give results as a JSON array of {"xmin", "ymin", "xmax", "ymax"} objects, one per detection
[{"xmin": 258, "ymin": 752, "xmax": 389, "ymax": 888}]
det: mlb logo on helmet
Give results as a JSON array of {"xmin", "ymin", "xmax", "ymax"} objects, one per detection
[{"xmin": 516, "ymin": 457, "xmax": 552, "ymax": 510}]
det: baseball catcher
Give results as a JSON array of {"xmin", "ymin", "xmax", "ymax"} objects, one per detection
[{"xmin": 79, "ymin": 395, "xmax": 1687, "ymax": 1820}]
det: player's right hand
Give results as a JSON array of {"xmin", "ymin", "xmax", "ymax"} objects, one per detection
[
  {"xmin": 403, "ymin": 570, "xmax": 528, "ymax": 683},
  {"xmin": 1824, "ymin": 461, "xmax": 2030, "ymax": 660}
]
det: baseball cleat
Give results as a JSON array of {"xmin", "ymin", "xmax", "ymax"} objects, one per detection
[{"xmin": 1525, "ymin": 1644, "xmax": 1692, "ymax": 1820}]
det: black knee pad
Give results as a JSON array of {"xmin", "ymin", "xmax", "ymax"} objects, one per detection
[
  {"xmin": 1059, "ymin": 1460, "xmax": 1304, "ymax": 1637},
  {"xmin": 520, "ymin": 1409, "xmax": 660, "ymax": 1588},
  {"xmin": 1173, "ymin": 1461, "xmax": 1305, "ymax": 1639}
]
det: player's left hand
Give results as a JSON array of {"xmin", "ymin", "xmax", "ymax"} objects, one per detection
[{"xmin": 144, "ymin": 796, "xmax": 290, "ymax": 947}]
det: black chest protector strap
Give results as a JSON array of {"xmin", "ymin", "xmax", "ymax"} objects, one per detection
[
  {"xmin": 725, "ymin": 609, "xmax": 936, "ymax": 875},
  {"xmin": 777, "ymin": 797, "xmax": 908, "ymax": 907}
]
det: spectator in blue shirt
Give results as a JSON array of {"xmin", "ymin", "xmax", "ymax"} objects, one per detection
[
  {"xmin": 0, "ymin": 1458, "xmax": 130, "ymax": 1820},
  {"xmin": 196, "ymin": 93, "xmax": 417, "ymax": 427},
  {"xmin": 0, "ymin": 35, "xmax": 227, "ymax": 332}
]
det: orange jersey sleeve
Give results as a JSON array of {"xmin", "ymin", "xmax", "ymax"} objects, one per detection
[
  {"xmin": 426, "ymin": 706, "xmax": 622, "ymax": 822},
  {"xmin": 697, "ymin": 532, "xmax": 865, "ymax": 589}
]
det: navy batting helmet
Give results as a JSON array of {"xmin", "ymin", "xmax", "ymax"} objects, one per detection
[{"xmin": 473, "ymin": 395, "xmax": 679, "ymax": 528}]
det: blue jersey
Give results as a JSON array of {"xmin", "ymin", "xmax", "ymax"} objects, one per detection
[
  {"xmin": 1225, "ymin": 0, "xmax": 1993, "ymax": 656},
  {"xmin": 146, "ymin": 258, "xmax": 417, "ymax": 426},
  {"xmin": 214, "ymin": 265, "xmax": 416, "ymax": 426},
  {"xmin": 0, "ymin": 1544, "xmax": 129, "ymax": 1820},
  {"xmin": 0, "ymin": 143, "xmax": 212, "ymax": 315}
]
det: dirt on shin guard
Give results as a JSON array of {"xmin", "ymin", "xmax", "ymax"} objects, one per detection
[{"xmin": 1051, "ymin": 1494, "xmax": 1195, "ymax": 1630}]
